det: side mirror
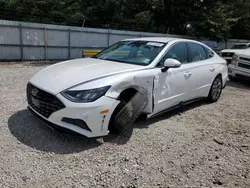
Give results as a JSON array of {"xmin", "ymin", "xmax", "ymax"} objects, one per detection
[{"xmin": 162, "ymin": 58, "xmax": 181, "ymax": 72}]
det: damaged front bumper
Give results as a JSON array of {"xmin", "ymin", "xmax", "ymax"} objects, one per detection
[{"xmin": 28, "ymin": 94, "xmax": 120, "ymax": 138}]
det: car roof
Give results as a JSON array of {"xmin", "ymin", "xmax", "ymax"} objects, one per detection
[{"xmin": 122, "ymin": 37, "xmax": 197, "ymax": 43}]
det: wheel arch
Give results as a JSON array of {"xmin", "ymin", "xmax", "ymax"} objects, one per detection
[
  {"xmin": 117, "ymin": 85, "xmax": 149, "ymax": 101},
  {"xmin": 108, "ymin": 86, "xmax": 149, "ymax": 133},
  {"xmin": 216, "ymin": 73, "xmax": 222, "ymax": 79},
  {"xmin": 117, "ymin": 87, "xmax": 138, "ymax": 102}
]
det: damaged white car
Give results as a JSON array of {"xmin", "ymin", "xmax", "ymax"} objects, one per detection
[{"xmin": 27, "ymin": 38, "xmax": 228, "ymax": 138}]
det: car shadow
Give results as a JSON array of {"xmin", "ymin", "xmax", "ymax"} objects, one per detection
[
  {"xmin": 103, "ymin": 128, "xmax": 133, "ymax": 145},
  {"xmin": 135, "ymin": 99, "xmax": 210, "ymax": 129},
  {"xmin": 8, "ymin": 100, "xmax": 210, "ymax": 153},
  {"xmin": 227, "ymin": 80, "xmax": 250, "ymax": 90},
  {"xmin": 8, "ymin": 109, "xmax": 132, "ymax": 154}
]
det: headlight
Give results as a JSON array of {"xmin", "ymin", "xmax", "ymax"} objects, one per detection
[
  {"xmin": 61, "ymin": 86, "xmax": 111, "ymax": 103},
  {"xmin": 231, "ymin": 55, "xmax": 238, "ymax": 65}
]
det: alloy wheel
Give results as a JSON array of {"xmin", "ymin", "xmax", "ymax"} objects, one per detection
[{"xmin": 211, "ymin": 78, "xmax": 222, "ymax": 101}]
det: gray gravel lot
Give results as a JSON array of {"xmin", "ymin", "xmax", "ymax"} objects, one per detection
[{"xmin": 0, "ymin": 62, "xmax": 249, "ymax": 188}]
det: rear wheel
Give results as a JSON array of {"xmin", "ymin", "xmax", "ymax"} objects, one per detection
[{"xmin": 207, "ymin": 76, "xmax": 222, "ymax": 102}]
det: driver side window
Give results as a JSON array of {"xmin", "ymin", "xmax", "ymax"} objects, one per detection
[{"xmin": 159, "ymin": 42, "xmax": 188, "ymax": 66}]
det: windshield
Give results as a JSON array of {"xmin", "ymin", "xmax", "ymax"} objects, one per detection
[
  {"xmin": 92, "ymin": 41, "xmax": 166, "ymax": 66},
  {"xmin": 231, "ymin": 44, "xmax": 249, "ymax": 49}
]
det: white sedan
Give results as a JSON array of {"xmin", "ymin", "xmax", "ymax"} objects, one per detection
[{"xmin": 27, "ymin": 38, "xmax": 228, "ymax": 138}]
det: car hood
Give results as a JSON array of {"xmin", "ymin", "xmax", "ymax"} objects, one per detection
[
  {"xmin": 30, "ymin": 58, "xmax": 143, "ymax": 94},
  {"xmin": 234, "ymin": 49, "xmax": 250, "ymax": 56}
]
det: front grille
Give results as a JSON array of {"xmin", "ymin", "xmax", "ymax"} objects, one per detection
[
  {"xmin": 239, "ymin": 57, "xmax": 250, "ymax": 62},
  {"xmin": 27, "ymin": 83, "xmax": 65, "ymax": 118},
  {"xmin": 238, "ymin": 63, "xmax": 250, "ymax": 69},
  {"xmin": 222, "ymin": 52, "xmax": 234, "ymax": 57}
]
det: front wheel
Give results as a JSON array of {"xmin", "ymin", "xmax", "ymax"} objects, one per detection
[
  {"xmin": 207, "ymin": 76, "xmax": 222, "ymax": 103},
  {"xmin": 109, "ymin": 91, "xmax": 148, "ymax": 135},
  {"xmin": 108, "ymin": 101, "xmax": 131, "ymax": 134}
]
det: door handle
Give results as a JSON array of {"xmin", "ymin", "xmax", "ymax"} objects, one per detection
[{"xmin": 184, "ymin": 72, "xmax": 192, "ymax": 77}]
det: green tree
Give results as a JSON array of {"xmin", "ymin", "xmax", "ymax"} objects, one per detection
[
  {"xmin": 192, "ymin": 1, "xmax": 239, "ymax": 41},
  {"xmin": 230, "ymin": 0, "xmax": 250, "ymax": 39},
  {"xmin": 0, "ymin": 0, "xmax": 249, "ymax": 41}
]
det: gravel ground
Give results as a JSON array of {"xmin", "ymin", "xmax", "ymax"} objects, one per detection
[{"xmin": 0, "ymin": 62, "xmax": 249, "ymax": 188}]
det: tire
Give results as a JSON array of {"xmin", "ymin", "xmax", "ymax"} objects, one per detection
[
  {"xmin": 207, "ymin": 76, "xmax": 223, "ymax": 103},
  {"xmin": 109, "ymin": 101, "xmax": 129, "ymax": 134},
  {"xmin": 109, "ymin": 89, "xmax": 148, "ymax": 135}
]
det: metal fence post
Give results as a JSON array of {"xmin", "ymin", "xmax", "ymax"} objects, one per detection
[
  {"xmin": 68, "ymin": 29, "xmax": 71, "ymax": 59},
  {"xmin": 107, "ymin": 30, "xmax": 110, "ymax": 47},
  {"xmin": 44, "ymin": 27, "xmax": 48, "ymax": 61},
  {"xmin": 19, "ymin": 23, "xmax": 23, "ymax": 61}
]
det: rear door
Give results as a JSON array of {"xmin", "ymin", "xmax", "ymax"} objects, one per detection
[{"xmin": 185, "ymin": 42, "xmax": 217, "ymax": 100}]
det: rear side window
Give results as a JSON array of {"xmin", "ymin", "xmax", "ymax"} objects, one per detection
[
  {"xmin": 188, "ymin": 43, "xmax": 207, "ymax": 62},
  {"xmin": 204, "ymin": 47, "xmax": 214, "ymax": 58},
  {"xmin": 161, "ymin": 42, "xmax": 188, "ymax": 63}
]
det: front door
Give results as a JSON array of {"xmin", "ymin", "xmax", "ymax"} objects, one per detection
[{"xmin": 153, "ymin": 42, "xmax": 190, "ymax": 114}]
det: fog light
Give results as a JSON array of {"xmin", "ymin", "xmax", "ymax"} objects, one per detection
[{"xmin": 62, "ymin": 117, "xmax": 91, "ymax": 132}]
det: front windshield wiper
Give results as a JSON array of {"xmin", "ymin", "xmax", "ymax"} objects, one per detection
[
  {"xmin": 102, "ymin": 58, "xmax": 130, "ymax": 64},
  {"xmin": 95, "ymin": 58, "xmax": 145, "ymax": 66}
]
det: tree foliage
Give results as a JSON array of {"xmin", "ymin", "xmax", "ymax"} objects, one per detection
[{"xmin": 0, "ymin": 0, "xmax": 249, "ymax": 41}]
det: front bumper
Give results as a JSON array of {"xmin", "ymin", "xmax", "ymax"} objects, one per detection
[
  {"xmin": 28, "ymin": 93, "xmax": 120, "ymax": 138},
  {"xmin": 228, "ymin": 65, "xmax": 250, "ymax": 78}
]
